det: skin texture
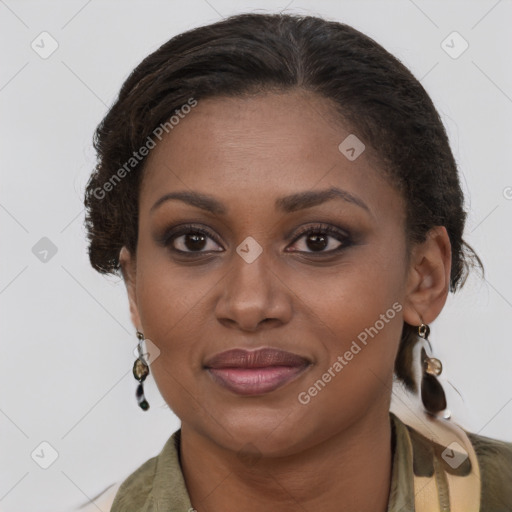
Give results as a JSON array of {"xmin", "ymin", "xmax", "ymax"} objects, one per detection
[{"xmin": 119, "ymin": 90, "xmax": 452, "ymax": 512}]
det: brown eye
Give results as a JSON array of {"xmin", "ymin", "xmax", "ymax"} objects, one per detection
[
  {"xmin": 162, "ymin": 225, "xmax": 224, "ymax": 254},
  {"xmin": 177, "ymin": 232, "xmax": 209, "ymax": 251},
  {"xmin": 288, "ymin": 224, "xmax": 351, "ymax": 254}
]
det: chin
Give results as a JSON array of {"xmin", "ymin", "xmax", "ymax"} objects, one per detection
[{"xmin": 203, "ymin": 407, "xmax": 312, "ymax": 458}]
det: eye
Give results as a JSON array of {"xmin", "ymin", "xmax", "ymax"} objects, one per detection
[
  {"xmin": 163, "ymin": 224, "xmax": 223, "ymax": 254},
  {"xmin": 287, "ymin": 224, "xmax": 351, "ymax": 254}
]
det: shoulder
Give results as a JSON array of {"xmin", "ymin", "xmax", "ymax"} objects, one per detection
[
  {"xmin": 466, "ymin": 429, "xmax": 512, "ymax": 461},
  {"xmin": 71, "ymin": 445, "xmax": 162, "ymax": 512},
  {"xmin": 109, "ymin": 429, "xmax": 186, "ymax": 511},
  {"xmin": 110, "ymin": 453, "xmax": 160, "ymax": 511},
  {"xmin": 465, "ymin": 430, "xmax": 512, "ymax": 509},
  {"xmin": 72, "ymin": 455, "xmax": 158, "ymax": 512},
  {"xmin": 391, "ymin": 410, "xmax": 512, "ymax": 509}
]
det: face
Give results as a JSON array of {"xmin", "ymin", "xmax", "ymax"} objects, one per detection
[{"xmin": 121, "ymin": 90, "xmax": 414, "ymax": 457}]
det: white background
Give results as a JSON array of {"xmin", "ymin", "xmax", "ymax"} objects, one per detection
[{"xmin": 1, "ymin": 1, "xmax": 511, "ymax": 511}]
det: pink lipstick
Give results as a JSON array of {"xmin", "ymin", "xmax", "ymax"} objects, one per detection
[{"xmin": 204, "ymin": 348, "xmax": 311, "ymax": 395}]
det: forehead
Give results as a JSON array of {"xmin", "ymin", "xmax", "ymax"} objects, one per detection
[{"xmin": 139, "ymin": 90, "xmax": 401, "ymax": 219}]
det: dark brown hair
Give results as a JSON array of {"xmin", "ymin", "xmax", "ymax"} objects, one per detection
[{"xmin": 84, "ymin": 12, "xmax": 483, "ymax": 397}]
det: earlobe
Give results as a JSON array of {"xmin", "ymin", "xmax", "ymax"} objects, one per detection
[
  {"xmin": 402, "ymin": 226, "xmax": 452, "ymax": 326},
  {"xmin": 119, "ymin": 246, "xmax": 142, "ymax": 330}
]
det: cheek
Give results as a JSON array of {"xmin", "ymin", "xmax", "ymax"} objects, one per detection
[
  {"xmin": 132, "ymin": 250, "xmax": 219, "ymax": 414},
  {"xmin": 300, "ymin": 272, "xmax": 404, "ymax": 390},
  {"xmin": 292, "ymin": 276, "xmax": 404, "ymax": 441},
  {"xmin": 291, "ymin": 240, "xmax": 406, "ymax": 332},
  {"xmin": 135, "ymin": 243, "xmax": 211, "ymax": 336},
  {"xmin": 290, "ymin": 243, "xmax": 406, "ymax": 397}
]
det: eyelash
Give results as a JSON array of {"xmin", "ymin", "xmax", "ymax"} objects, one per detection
[{"xmin": 160, "ymin": 223, "xmax": 352, "ymax": 257}]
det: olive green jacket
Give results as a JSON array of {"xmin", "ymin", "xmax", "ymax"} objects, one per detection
[{"xmin": 91, "ymin": 412, "xmax": 511, "ymax": 511}]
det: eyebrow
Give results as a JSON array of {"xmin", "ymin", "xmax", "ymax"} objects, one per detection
[{"xmin": 150, "ymin": 187, "xmax": 371, "ymax": 216}]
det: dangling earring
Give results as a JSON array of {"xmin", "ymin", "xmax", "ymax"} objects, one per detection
[
  {"xmin": 133, "ymin": 330, "xmax": 150, "ymax": 411},
  {"xmin": 418, "ymin": 323, "xmax": 447, "ymax": 415}
]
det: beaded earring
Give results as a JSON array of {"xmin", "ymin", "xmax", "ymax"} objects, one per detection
[
  {"xmin": 418, "ymin": 323, "xmax": 447, "ymax": 415},
  {"xmin": 133, "ymin": 330, "xmax": 150, "ymax": 411}
]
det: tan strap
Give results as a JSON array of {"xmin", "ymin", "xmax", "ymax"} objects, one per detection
[
  {"xmin": 429, "ymin": 415, "xmax": 480, "ymax": 511},
  {"xmin": 399, "ymin": 409, "xmax": 481, "ymax": 511},
  {"xmin": 413, "ymin": 456, "xmax": 449, "ymax": 512}
]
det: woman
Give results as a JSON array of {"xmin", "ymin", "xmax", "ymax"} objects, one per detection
[{"xmin": 82, "ymin": 12, "xmax": 512, "ymax": 512}]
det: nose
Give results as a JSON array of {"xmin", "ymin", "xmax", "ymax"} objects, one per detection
[{"xmin": 214, "ymin": 244, "xmax": 293, "ymax": 333}]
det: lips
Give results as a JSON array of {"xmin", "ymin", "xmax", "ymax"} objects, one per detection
[
  {"xmin": 204, "ymin": 348, "xmax": 310, "ymax": 369},
  {"xmin": 204, "ymin": 348, "xmax": 311, "ymax": 396}
]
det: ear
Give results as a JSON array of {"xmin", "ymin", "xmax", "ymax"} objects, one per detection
[
  {"xmin": 402, "ymin": 226, "xmax": 452, "ymax": 326},
  {"xmin": 119, "ymin": 246, "xmax": 142, "ymax": 331}
]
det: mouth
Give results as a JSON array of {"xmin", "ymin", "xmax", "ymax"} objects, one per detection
[{"xmin": 203, "ymin": 348, "xmax": 312, "ymax": 396}]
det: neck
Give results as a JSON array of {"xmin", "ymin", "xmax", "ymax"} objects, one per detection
[{"xmin": 180, "ymin": 407, "xmax": 393, "ymax": 512}]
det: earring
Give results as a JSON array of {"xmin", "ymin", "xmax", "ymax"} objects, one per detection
[
  {"xmin": 133, "ymin": 330, "xmax": 150, "ymax": 411},
  {"xmin": 418, "ymin": 323, "xmax": 447, "ymax": 415}
]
